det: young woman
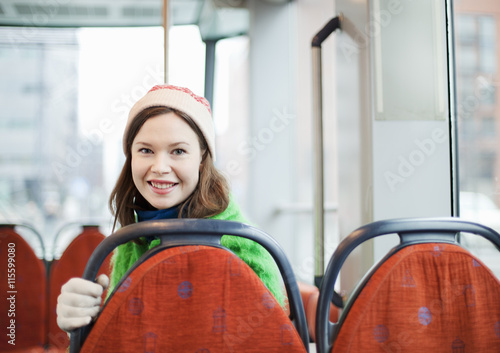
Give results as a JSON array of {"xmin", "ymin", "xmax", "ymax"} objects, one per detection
[{"xmin": 56, "ymin": 85, "xmax": 285, "ymax": 332}]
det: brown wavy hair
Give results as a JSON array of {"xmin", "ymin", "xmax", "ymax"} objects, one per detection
[{"xmin": 109, "ymin": 106, "xmax": 229, "ymax": 231}]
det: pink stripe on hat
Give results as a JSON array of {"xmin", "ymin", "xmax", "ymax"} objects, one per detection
[{"xmin": 149, "ymin": 85, "xmax": 212, "ymax": 114}]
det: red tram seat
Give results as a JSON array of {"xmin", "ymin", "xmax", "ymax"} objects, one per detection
[
  {"xmin": 315, "ymin": 218, "xmax": 500, "ymax": 353},
  {"xmin": 69, "ymin": 219, "xmax": 310, "ymax": 353},
  {"xmin": 48, "ymin": 225, "xmax": 111, "ymax": 352},
  {"xmin": 0, "ymin": 224, "xmax": 47, "ymax": 353}
]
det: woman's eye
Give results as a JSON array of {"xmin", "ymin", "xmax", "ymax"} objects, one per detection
[
  {"xmin": 173, "ymin": 149, "xmax": 186, "ymax": 155},
  {"xmin": 139, "ymin": 148, "xmax": 153, "ymax": 154}
]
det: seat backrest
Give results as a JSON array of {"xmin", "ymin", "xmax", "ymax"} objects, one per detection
[
  {"xmin": 48, "ymin": 225, "xmax": 111, "ymax": 352},
  {"xmin": 315, "ymin": 218, "xmax": 500, "ymax": 353},
  {"xmin": 0, "ymin": 225, "xmax": 47, "ymax": 352},
  {"xmin": 81, "ymin": 245, "xmax": 306, "ymax": 352},
  {"xmin": 70, "ymin": 219, "xmax": 309, "ymax": 353}
]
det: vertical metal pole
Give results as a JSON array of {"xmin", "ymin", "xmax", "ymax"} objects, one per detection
[
  {"xmin": 204, "ymin": 39, "xmax": 217, "ymax": 108},
  {"xmin": 446, "ymin": 0, "xmax": 459, "ymax": 217},
  {"xmin": 163, "ymin": 0, "xmax": 169, "ymax": 84},
  {"xmin": 311, "ymin": 16, "xmax": 341, "ymax": 287},
  {"xmin": 312, "ymin": 46, "xmax": 325, "ymax": 285}
]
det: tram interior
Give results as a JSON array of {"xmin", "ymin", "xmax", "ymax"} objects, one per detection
[{"xmin": 0, "ymin": 0, "xmax": 499, "ymax": 352}]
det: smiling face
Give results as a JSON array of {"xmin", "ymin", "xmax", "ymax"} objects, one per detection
[{"xmin": 131, "ymin": 112, "xmax": 203, "ymax": 210}]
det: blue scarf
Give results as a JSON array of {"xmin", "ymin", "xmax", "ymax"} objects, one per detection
[
  {"xmin": 136, "ymin": 207, "xmax": 179, "ymax": 243},
  {"xmin": 136, "ymin": 207, "xmax": 179, "ymax": 222}
]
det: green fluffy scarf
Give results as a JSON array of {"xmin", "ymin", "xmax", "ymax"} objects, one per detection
[{"xmin": 107, "ymin": 197, "xmax": 285, "ymax": 306}]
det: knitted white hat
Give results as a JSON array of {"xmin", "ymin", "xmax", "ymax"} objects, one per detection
[{"xmin": 123, "ymin": 85, "xmax": 216, "ymax": 161}]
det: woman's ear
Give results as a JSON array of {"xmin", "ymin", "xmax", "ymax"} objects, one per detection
[{"xmin": 199, "ymin": 149, "xmax": 206, "ymax": 171}]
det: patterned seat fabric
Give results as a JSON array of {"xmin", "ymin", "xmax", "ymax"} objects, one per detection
[
  {"xmin": 331, "ymin": 243, "xmax": 500, "ymax": 352},
  {"xmin": 81, "ymin": 245, "xmax": 307, "ymax": 353}
]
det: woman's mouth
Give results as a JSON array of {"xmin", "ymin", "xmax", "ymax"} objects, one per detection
[{"xmin": 148, "ymin": 181, "xmax": 177, "ymax": 193}]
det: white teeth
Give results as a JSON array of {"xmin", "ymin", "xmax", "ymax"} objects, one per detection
[{"xmin": 150, "ymin": 182, "xmax": 174, "ymax": 189}]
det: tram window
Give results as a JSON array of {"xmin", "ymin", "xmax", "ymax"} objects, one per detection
[
  {"xmin": 456, "ymin": 15, "xmax": 476, "ymax": 44},
  {"xmin": 479, "ymin": 16, "xmax": 496, "ymax": 73},
  {"xmin": 481, "ymin": 116, "xmax": 496, "ymax": 137},
  {"xmin": 0, "ymin": 23, "xmax": 250, "ymax": 259},
  {"xmin": 0, "ymin": 25, "xmax": 210, "ymax": 256},
  {"xmin": 455, "ymin": 1, "xmax": 500, "ymax": 278}
]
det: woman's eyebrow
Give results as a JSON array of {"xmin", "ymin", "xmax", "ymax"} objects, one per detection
[
  {"xmin": 169, "ymin": 141, "xmax": 191, "ymax": 148},
  {"xmin": 133, "ymin": 141, "xmax": 190, "ymax": 147},
  {"xmin": 133, "ymin": 141, "xmax": 152, "ymax": 146}
]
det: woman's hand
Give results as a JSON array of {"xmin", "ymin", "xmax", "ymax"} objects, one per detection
[{"xmin": 56, "ymin": 274, "xmax": 109, "ymax": 332}]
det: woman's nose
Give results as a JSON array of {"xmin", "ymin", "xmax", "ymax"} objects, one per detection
[{"xmin": 151, "ymin": 155, "xmax": 172, "ymax": 175}]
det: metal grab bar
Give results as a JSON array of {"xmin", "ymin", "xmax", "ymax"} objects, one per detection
[{"xmin": 311, "ymin": 15, "xmax": 342, "ymax": 288}]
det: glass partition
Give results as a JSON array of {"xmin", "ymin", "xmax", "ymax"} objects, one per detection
[
  {"xmin": 372, "ymin": 0, "xmax": 448, "ymax": 121},
  {"xmin": 454, "ymin": 1, "xmax": 500, "ymax": 277}
]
